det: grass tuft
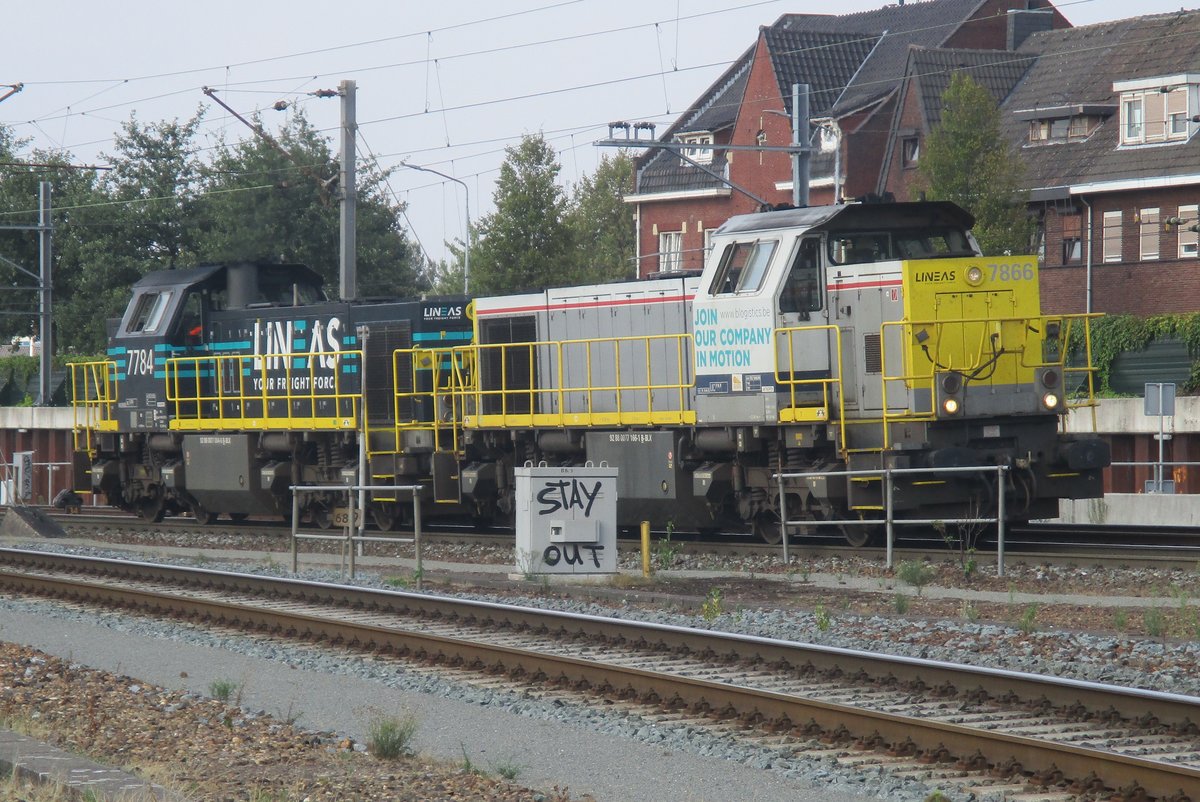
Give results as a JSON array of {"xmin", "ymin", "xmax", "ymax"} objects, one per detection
[{"xmin": 367, "ymin": 713, "xmax": 418, "ymax": 760}]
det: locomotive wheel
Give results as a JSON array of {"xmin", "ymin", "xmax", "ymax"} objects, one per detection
[
  {"xmin": 841, "ymin": 522, "xmax": 882, "ymax": 548},
  {"xmin": 752, "ymin": 511, "xmax": 783, "ymax": 544},
  {"xmin": 372, "ymin": 504, "xmax": 403, "ymax": 532},
  {"xmin": 191, "ymin": 505, "xmax": 217, "ymax": 525},
  {"xmin": 136, "ymin": 495, "xmax": 166, "ymax": 524},
  {"xmin": 313, "ymin": 506, "xmax": 333, "ymax": 530}
]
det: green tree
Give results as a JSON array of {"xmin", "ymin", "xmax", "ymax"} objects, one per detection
[
  {"xmin": 199, "ymin": 112, "xmax": 425, "ymax": 299},
  {"xmin": 469, "ymin": 134, "xmax": 574, "ymax": 295},
  {"xmin": 426, "ymin": 242, "xmax": 467, "ymax": 296},
  {"xmin": 53, "ymin": 112, "xmax": 207, "ymax": 352},
  {"xmin": 916, "ymin": 73, "xmax": 1033, "ymax": 256},
  {"xmin": 0, "ymin": 126, "xmax": 114, "ymax": 353},
  {"xmin": 568, "ymin": 151, "xmax": 637, "ymax": 283}
]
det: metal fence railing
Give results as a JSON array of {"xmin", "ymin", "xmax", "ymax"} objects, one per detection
[
  {"xmin": 1110, "ymin": 460, "xmax": 1200, "ymax": 495},
  {"xmin": 775, "ymin": 464, "xmax": 1011, "ymax": 576},
  {"xmin": 289, "ymin": 483, "xmax": 424, "ymax": 584}
]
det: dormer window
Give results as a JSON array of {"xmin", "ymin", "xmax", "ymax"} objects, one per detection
[
  {"xmin": 1115, "ymin": 75, "xmax": 1198, "ymax": 146},
  {"xmin": 679, "ymin": 132, "xmax": 715, "ymax": 165},
  {"xmin": 1017, "ymin": 105, "xmax": 1109, "ymax": 145}
]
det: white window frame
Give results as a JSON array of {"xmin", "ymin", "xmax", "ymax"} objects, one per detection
[
  {"xmin": 1180, "ymin": 204, "xmax": 1199, "ymax": 259},
  {"xmin": 1119, "ymin": 84, "xmax": 1195, "ymax": 145},
  {"xmin": 1121, "ymin": 95, "xmax": 1145, "ymax": 144},
  {"xmin": 1140, "ymin": 208, "xmax": 1160, "ymax": 261},
  {"xmin": 1102, "ymin": 210, "xmax": 1123, "ymax": 263},
  {"xmin": 659, "ymin": 230, "xmax": 684, "ymax": 273},
  {"xmin": 679, "ymin": 133, "xmax": 714, "ymax": 165}
]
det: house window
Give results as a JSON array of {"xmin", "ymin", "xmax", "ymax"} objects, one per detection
[
  {"xmin": 1102, "ymin": 211, "xmax": 1122, "ymax": 263},
  {"xmin": 1120, "ymin": 84, "xmax": 1195, "ymax": 144},
  {"xmin": 1068, "ymin": 115, "xmax": 1099, "ymax": 140},
  {"xmin": 659, "ymin": 230, "xmax": 683, "ymax": 273},
  {"xmin": 902, "ymin": 137, "xmax": 920, "ymax": 167},
  {"xmin": 1168, "ymin": 88, "xmax": 1189, "ymax": 139},
  {"xmin": 1122, "ymin": 97, "xmax": 1144, "ymax": 144},
  {"xmin": 1029, "ymin": 117, "xmax": 1079, "ymax": 144},
  {"xmin": 1062, "ymin": 237, "xmax": 1082, "ymax": 263},
  {"xmin": 1061, "ymin": 213, "xmax": 1082, "ymax": 264},
  {"xmin": 703, "ymin": 228, "xmax": 715, "ymax": 259},
  {"xmin": 1180, "ymin": 205, "xmax": 1199, "ymax": 258},
  {"xmin": 1140, "ymin": 208, "xmax": 1160, "ymax": 260},
  {"xmin": 679, "ymin": 133, "xmax": 714, "ymax": 165}
]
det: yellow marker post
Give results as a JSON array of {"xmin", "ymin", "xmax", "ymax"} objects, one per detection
[{"xmin": 641, "ymin": 521, "xmax": 651, "ymax": 577}]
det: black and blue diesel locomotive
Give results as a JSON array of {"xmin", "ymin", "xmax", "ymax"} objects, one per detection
[
  {"xmin": 76, "ymin": 260, "xmax": 470, "ymax": 527},
  {"xmin": 73, "ymin": 200, "xmax": 1111, "ymax": 544}
]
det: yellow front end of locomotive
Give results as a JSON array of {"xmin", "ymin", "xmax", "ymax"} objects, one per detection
[{"xmin": 898, "ymin": 255, "xmax": 1051, "ymax": 410}]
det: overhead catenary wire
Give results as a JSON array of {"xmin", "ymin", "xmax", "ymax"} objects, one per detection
[
  {"xmin": 9, "ymin": 0, "xmax": 1123, "ymax": 170},
  {"xmin": 5, "ymin": 0, "xmax": 1183, "ymax": 255}
]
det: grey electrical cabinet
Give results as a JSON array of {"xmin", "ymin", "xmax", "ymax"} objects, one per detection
[{"xmin": 514, "ymin": 465, "xmax": 618, "ymax": 575}]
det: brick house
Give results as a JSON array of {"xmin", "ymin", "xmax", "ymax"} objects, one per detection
[
  {"xmin": 878, "ymin": 11, "xmax": 1200, "ymax": 315},
  {"xmin": 625, "ymin": 0, "xmax": 1069, "ymax": 278}
]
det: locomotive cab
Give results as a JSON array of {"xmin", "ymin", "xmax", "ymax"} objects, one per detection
[
  {"xmin": 109, "ymin": 263, "xmax": 328, "ymax": 430},
  {"xmin": 692, "ymin": 201, "xmax": 980, "ymax": 426}
]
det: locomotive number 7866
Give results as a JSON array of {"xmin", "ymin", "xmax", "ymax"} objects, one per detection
[{"xmin": 987, "ymin": 262, "xmax": 1036, "ymax": 282}]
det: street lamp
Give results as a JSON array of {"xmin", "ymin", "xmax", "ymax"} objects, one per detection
[{"xmin": 400, "ymin": 162, "xmax": 471, "ymax": 294}]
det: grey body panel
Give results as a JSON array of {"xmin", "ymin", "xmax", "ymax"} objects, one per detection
[{"xmin": 183, "ymin": 434, "xmax": 276, "ymax": 514}]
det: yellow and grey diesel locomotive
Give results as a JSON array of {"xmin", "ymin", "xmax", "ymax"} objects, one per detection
[{"xmin": 73, "ymin": 200, "xmax": 1110, "ymax": 544}]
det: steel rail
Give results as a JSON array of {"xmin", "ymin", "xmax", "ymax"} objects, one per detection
[
  {"xmin": 1, "ymin": 549, "xmax": 1199, "ymax": 799},
  {"xmin": 38, "ymin": 509, "xmax": 1200, "ymax": 563}
]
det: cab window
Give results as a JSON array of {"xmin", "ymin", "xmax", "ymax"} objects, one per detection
[
  {"xmin": 178, "ymin": 292, "xmax": 204, "ymax": 344},
  {"xmin": 126, "ymin": 291, "xmax": 173, "ymax": 334},
  {"xmin": 828, "ymin": 233, "xmax": 892, "ymax": 265},
  {"xmin": 780, "ymin": 238, "xmax": 822, "ymax": 317},
  {"xmin": 709, "ymin": 240, "xmax": 778, "ymax": 295}
]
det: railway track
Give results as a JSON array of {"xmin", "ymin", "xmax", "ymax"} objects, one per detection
[
  {"xmin": 31, "ymin": 508, "xmax": 1200, "ymax": 570},
  {"xmin": 0, "ymin": 547, "xmax": 1197, "ymax": 800}
]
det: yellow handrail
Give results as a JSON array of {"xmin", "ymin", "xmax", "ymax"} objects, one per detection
[
  {"xmin": 773, "ymin": 323, "xmax": 846, "ymax": 446},
  {"xmin": 69, "ymin": 360, "xmax": 120, "ymax": 450},
  {"xmin": 456, "ymin": 333, "xmax": 695, "ymax": 428},
  {"xmin": 392, "ymin": 346, "xmax": 469, "ymax": 453},
  {"xmin": 164, "ymin": 350, "xmax": 362, "ymax": 430}
]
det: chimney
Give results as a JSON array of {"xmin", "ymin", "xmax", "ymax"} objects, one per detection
[{"xmin": 1007, "ymin": 8, "xmax": 1054, "ymax": 50}]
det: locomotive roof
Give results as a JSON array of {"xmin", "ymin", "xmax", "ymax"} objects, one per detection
[
  {"xmin": 130, "ymin": 262, "xmax": 323, "ymax": 290},
  {"xmin": 714, "ymin": 201, "xmax": 975, "ymax": 237}
]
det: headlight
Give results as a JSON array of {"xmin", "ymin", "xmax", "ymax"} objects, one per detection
[
  {"xmin": 942, "ymin": 398, "xmax": 960, "ymax": 415},
  {"xmin": 1042, "ymin": 392, "xmax": 1061, "ymax": 410},
  {"xmin": 965, "ymin": 266, "xmax": 984, "ymax": 286}
]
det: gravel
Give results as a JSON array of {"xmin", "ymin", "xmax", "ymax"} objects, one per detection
[{"xmin": 4, "ymin": 539, "xmax": 1200, "ymax": 801}]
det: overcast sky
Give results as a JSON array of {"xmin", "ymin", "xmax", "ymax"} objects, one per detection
[{"xmin": 3, "ymin": 0, "xmax": 1192, "ymax": 269}]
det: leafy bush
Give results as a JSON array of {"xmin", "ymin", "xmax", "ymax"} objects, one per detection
[{"xmin": 1078, "ymin": 312, "xmax": 1200, "ymax": 394}]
